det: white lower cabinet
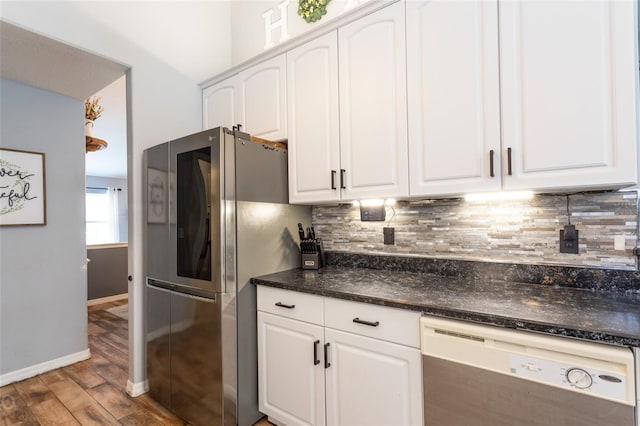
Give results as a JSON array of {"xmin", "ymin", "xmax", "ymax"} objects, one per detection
[
  {"xmin": 258, "ymin": 312, "xmax": 325, "ymax": 426},
  {"xmin": 324, "ymin": 328, "xmax": 423, "ymax": 426},
  {"xmin": 257, "ymin": 286, "xmax": 423, "ymax": 426}
]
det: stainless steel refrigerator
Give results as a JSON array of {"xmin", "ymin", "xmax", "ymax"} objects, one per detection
[{"xmin": 144, "ymin": 127, "xmax": 310, "ymax": 426}]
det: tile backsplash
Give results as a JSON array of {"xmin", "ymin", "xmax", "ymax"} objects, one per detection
[{"xmin": 312, "ymin": 191, "xmax": 639, "ymax": 270}]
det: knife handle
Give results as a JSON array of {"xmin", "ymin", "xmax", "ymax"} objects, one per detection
[{"xmin": 331, "ymin": 170, "xmax": 337, "ymax": 190}]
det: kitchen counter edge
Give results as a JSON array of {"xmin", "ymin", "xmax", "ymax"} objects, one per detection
[{"xmin": 251, "ymin": 269, "xmax": 640, "ymax": 348}]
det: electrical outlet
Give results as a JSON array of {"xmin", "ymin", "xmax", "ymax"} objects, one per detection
[
  {"xmin": 614, "ymin": 235, "xmax": 625, "ymax": 251},
  {"xmin": 559, "ymin": 225, "xmax": 579, "ymax": 254},
  {"xmin": 383, "ymin": 227, "xmax": 395, "ymax": 245}
]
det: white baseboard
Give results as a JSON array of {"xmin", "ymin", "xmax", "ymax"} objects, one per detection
[
  {"xmin": 88, "ymin": 293, "xmax": 128, "ymax": 306},
  {"xmin": 127, "ymin": 379, "xmax": 148, "ymax": 397},
  {"xmin": 0, "ymin": 348, "xmax": 91, "ymax": 386}
]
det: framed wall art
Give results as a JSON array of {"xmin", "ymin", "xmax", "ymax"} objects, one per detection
[{"xmin": 0, "ymin": 148, "xmax": 47, "ymax": 226}]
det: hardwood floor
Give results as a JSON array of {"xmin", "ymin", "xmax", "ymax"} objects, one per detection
[
  {"xmin": 0, "ymin": 300, "xmax": 186, "ymax": 425},
  {"xmin": 1, "ymin": 300, "xmax": 274, "ymax": 426}
]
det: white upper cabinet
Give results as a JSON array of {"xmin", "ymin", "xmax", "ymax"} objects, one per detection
[
  {"xmin": 287, "ymin": 32, "xmax": 341, "ymax": 204},
  {"xmin": 499, "ymin": 0, "xmax": 638, "ymax": 191},
  {"xmin": 203, "ymin": 0, "xmax": 638, "ymax": 199},
  {"xmin": 407, "ymin": 0, "xmax": 501, "ymax": 197},
  {"xmin": 203, "ymin": 76, "xmax": 237, "ymax": 130},
  {"xmin": 338, "ymin": 2, "xmax": 409, "ymax": 201},
  {"xmin": 237, "ymin": 54, "xmax": 287, "ymax": 140}
]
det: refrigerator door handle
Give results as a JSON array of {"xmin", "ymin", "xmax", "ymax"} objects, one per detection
[{"xmin": 146, "ymin": 279, "xmax": 175, "ymax": 292}]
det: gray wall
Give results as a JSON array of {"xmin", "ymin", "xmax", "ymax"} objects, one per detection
[
  {"xmin": 86, "ymin": 175, "xmax": 128, "ymax": 242},
  {"xmin": 87, "ymin": 245, "xmax": 128, "ymax": 300},
  {"xmin": 0, "ymin": 79, "xmax": 88, "ymax": 375}
]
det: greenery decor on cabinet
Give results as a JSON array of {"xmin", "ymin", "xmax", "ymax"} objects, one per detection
[{"xmin": 298, "ymin": 0, "xmax": 331, "ymax": 23}]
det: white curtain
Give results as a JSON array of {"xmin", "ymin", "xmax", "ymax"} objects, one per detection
[{"xmin": 86, "ymin": 187, "xmax": 120, "ymax": 244}]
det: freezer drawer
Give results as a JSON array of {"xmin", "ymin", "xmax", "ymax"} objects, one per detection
[
  {"xmin": 146, "ymin": 281, "xmax": 222, "ymax": 425},
  {"xmin": 170, "ymin": 290, "xmax": 222, "ymax": 425},
  {"xmin": 146, "ymin": 283, "xmax": 171, "ymax": 409}
]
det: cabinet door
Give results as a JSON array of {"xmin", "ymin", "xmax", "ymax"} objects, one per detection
[
  {"xmin": 257, "ymin": 312, "xmax": 325, "ymax": 426},
  {"xmin": 287, "ymin": 31, "xmax": 341, "ymax": 204},
  {"xmin": 203, "ymin": 76, "xmax": 237, "ymax": 131},
  {"xmin": 407, "ymin": 0, "xmax": 501, "ymax": 197},
  {"xmin": 338, "ymin": 2, "xmax": 409, "ymax": 200},
  {"xmin": 324, "ymin": 328, "xmax": 423, "ymax": 426},
  {"xmin": 237, "ymin": 55, "xmax": 287, "ymax": 140},
  {"xmin": 500, "ymin": 1, "xmax": 638, "ymax": 191}
]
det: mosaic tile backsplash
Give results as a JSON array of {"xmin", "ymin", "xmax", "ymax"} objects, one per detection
[{"xmin": 312, "ymin": 191, "xmax": 639, "ymax": 271}]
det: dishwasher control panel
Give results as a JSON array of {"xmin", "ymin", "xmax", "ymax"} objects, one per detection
[{"xmin": 510, "ymin": 353, "xmax": 627, "ymax": 402}]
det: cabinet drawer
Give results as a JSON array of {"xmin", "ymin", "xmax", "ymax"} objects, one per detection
[
  {"xmin": 257, "ymin": 286, "xmax": 324, "ymax": 325},
  {"xmin": 324, "ymin": 298, "xmax": 420, "ymax": 348}
]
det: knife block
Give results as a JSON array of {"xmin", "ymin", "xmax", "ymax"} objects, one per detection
[{"xmin": 302, "ymin": 253, "xmax": 320, "ymax": 270}]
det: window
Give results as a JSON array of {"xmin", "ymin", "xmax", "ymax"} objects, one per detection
[{"xmin": 86, "ymin": 187, "xmax": 119, "ymax": 245}]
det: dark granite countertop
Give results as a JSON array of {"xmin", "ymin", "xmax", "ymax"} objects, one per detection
[{"xmin": 251, "ymin": 265, "xmax": 640, "ymax": 347}]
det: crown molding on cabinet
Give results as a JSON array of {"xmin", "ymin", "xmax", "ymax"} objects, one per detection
[{"xmin": 199, "ymin": 0, "xmax": 397, "ymax": 88}]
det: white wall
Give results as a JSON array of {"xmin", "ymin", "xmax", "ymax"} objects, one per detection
[
  {"xmin": 1, "ymin": 2, "xmax": 213, "ymax": 389},
  {"xmin": 86, "ymin": 76, "xmax": 128, "ymax": 179},
  {"xmin": 0, "ymin": 79, "xmax": 88, "ymax": 378},
  {"xmin": 229, "ymin": 0, "xmax": 380, "ymax": 64}
]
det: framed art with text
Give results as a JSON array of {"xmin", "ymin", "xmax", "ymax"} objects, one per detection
[{"xmin": 0, "ymin": 148, "xmax": 47, "ymax": 226}]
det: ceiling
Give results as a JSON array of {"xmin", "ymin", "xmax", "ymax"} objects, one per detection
[
  {"xmin": 1, "ymin": 2, "xmax": 232, "ymax": 179},
  {"xmin": 0, "ymin": 21, "xmax": 128, "ymax": 100},
  {"xmin": 0, "ymin": 20, "xmax": 129, "ymax": 178}
]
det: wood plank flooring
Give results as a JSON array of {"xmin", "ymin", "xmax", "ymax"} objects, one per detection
[
  {"xmin": 0, "ymin": 300, "xmax": 186, "ymax": 425},
  {"xmin": 1, "ymin": 300, "xmax": 273, "ymax": 426}
]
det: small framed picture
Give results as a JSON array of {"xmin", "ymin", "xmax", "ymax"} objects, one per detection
[{"xmin": 0, "ymin": 148, "xmax": 47, "ymax": 226}]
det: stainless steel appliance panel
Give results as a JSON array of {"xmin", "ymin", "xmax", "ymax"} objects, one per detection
[
  {"xmin": 234, "ymin": 201, "xmax": 309, "ymax": 426},
  {"xmin": 170, "ymin": 290, "xmax": 222, "ymax": 426},
  {"xmin": 421, "ymin": 317, "xmax": 637, "ymax": 426},
  {"xmin": 423, "ymin": 355, "xmax": 635, "ymax": 426},
  {"xmin": 145, "ymin": 127, "xmax": 312, "ymax": 426},
  {"xmin": 169, "ymin": 129, "xmax": 222, "ymax": 292},
  {"xmin": 145, "ymin": 282, "xmax": 171, "ymax": 409},
  {"xmin": 235, "ymin": 134, "xmax": 288, "ymax": 204}
]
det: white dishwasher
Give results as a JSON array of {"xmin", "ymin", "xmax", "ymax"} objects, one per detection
[{"xmin": 421, "ymin": 316, "xmax": 638, "ymax": 426}]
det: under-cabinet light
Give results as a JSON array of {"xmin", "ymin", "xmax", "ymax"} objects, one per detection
[
  {"xmin": 464, "ymin": 191, "xmax": 534, "ymax": 202},
  {"xmin": 352, "ymin": 199, "xmax": 396, "ymax": 208}
]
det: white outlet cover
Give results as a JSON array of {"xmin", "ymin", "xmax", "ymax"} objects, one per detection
[{"xmin": 614, "ymin": 235, "xmax": 626, "ymax": 251}]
